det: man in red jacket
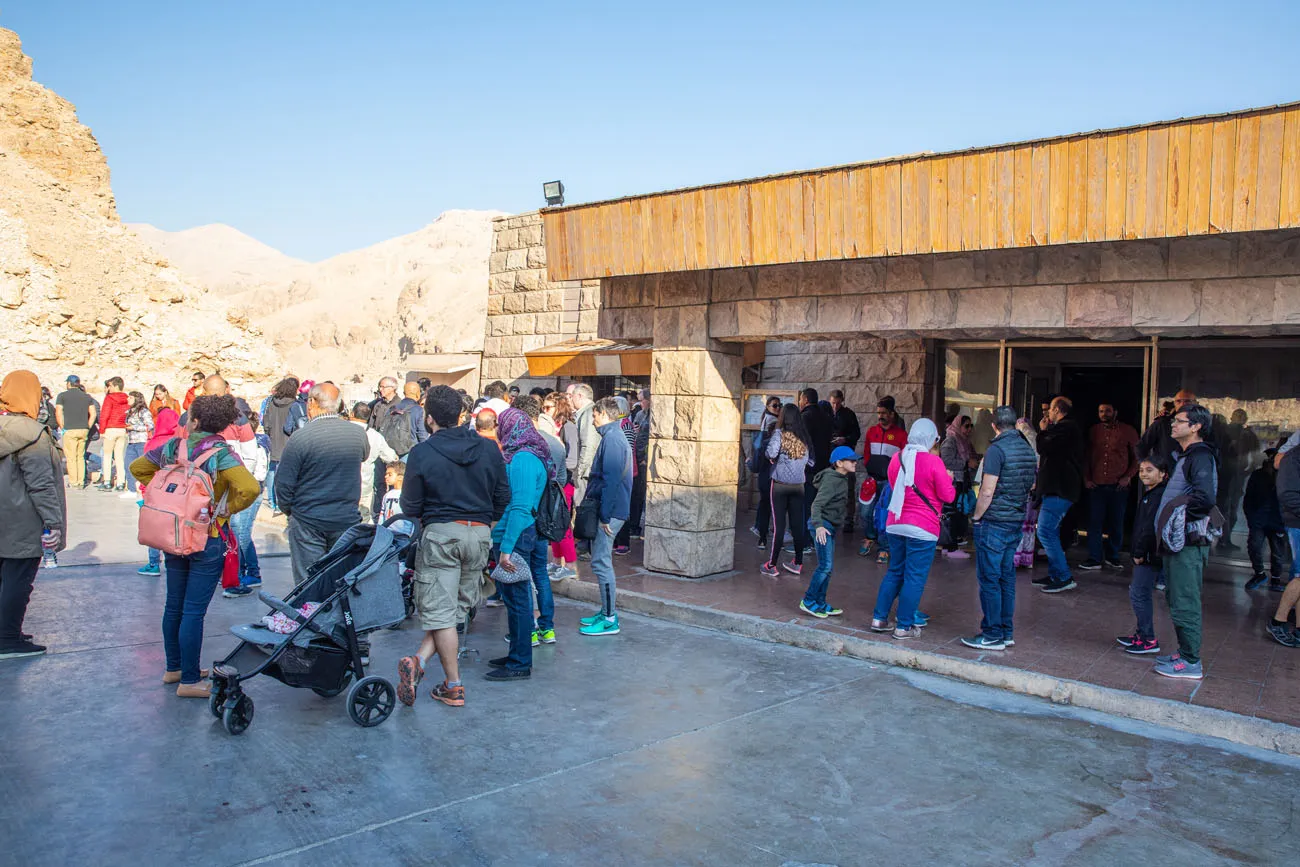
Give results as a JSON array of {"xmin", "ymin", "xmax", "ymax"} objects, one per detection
[
  {"xmin": 98, "ymin": 376, "xmax": 129, "ymax": 492},
  {"xmin": 182, "ymin": 370, "xmax": 204, "ymax": 411}
]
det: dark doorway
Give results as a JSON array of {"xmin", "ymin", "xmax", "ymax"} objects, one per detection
[{"xmin": 1061, "ymin": 365, "xmax": 1145, "ymax": 554}]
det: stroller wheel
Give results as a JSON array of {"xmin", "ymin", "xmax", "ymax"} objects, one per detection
[
  {"xmin": 312, "ymin": 671, "xmax": 353, "ymax": 699},
  {"xmin": 222, "ymin": 693, "xmax": 254, "ymax": 736},
  {"xmin": 209, "ymin": 684, "xmax": 228, "ymax": 720},
  {"xmin": 347, "ymin": 676, "xmax": 396, "ymax": 728}
]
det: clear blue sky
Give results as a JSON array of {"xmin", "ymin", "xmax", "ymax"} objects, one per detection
[{"xmin": 4, "ymin": 1, "xmax": 1298, "ymax": 261}]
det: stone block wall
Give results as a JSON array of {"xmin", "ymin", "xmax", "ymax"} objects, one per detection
[
  {"xmin": 758, "ymin": 337, "xmax": 930, "ymax": 422},
  {"xmin": 483, "ymin": 211, "xmax": 602, "ymax": 390}
]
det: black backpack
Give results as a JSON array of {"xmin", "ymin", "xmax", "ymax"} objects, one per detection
[
  {"xmin": 380, "ymin": 406, "xmax": 417, "ymax": 456},
  {"xmin": 535, "ymin": 477, "xmax": 573, "ymax": 542}
]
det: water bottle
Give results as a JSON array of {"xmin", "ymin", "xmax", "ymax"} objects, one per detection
[
  {"xmin": 41, "ymin": 530, "xmax": 58, "ymax": 569},
  {"xmin": 199, "ymin": 506, "xmax": 210, "ymax": 523}
]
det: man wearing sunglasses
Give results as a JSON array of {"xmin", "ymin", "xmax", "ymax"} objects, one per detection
[{"xmin": 182, "ymin": 370, "xmax": 205, "ymax": 411}]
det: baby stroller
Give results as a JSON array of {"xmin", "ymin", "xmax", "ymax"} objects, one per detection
[{"xmin": 210, "ymin": 517, "xmax": 415, "ymax": 736}]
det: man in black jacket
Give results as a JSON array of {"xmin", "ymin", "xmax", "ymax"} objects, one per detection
[
  {"xmin": 1036, "ymin": 396, "xmax": 1085, "ymax": 593},
  {"xmin": 799, "ymin": 388, "xmax": 834, "ymax": 529},
  {"xmin": 397, "ymin": 385, "xmax": 510, "ymax": 709},
  {"xmin": 1153, "ymin": 403, "xmax": 1218, "ymax": 679},
  {"xmin": 1266, "ymin": 447, "xmax": 1300, "ymax": 646}
]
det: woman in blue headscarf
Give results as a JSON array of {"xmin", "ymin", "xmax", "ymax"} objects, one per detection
[{"xmin": 488, "ymin": 408, "xmax": 556, "ymax": 681}]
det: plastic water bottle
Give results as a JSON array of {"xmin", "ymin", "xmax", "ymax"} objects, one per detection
[
  {"xmin": 41, "ymin": 530, "xmax": 58, "ymax": 569},
  {"xmin": 199, "ymin": 506, "xmax": 210, "ymax": 523}
]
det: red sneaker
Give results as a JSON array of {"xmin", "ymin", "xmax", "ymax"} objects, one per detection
[
  {"xmin": 397, "ymin": 656, "xmax": 423, "ymax": 707},
  {"xmin": 430, "ymin": 681, "xmax": 466, "ymax": 707}
]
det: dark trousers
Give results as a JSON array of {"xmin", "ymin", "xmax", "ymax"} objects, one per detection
[
  {"xmin": 162, "ymin": 535, "xmax": 224, "ymax": 683},
  {"xmin": 1086, "ymin": 483, "xmax": 1128, "ymax": 562},
  {"xmin": 287, "ymin": 517, "xmax": 348, "ymax": 584},
  {"xmin": 768, "ymin": 482, "xmax": 807, "ymax": 567},
  {"xmin": 1247, "ymin": 523, "xmax": 1288, "ymax": 577},
  {"xmin": 0, "ymin": 557, "xmax": 40, "ymax": 644},
  {"xmin": 974, "ymin": 521, "xmax": 1020, "ymax": 641},
  {"xmin": 615, "ymin": 466, "xmax": 647, "ymax": 547},
  {"xmin": 753, "ymin": 467, "xmax": 773, "ymax": 542},
  {"xmin": 1166, "ymin": 545, "xmax": 1209, "ymax": 664},
  {"xmin": 1129, "ymin": 563, "xmax": 1159, "ymax": 640},
  {"xmin": 498, "ymin": 525, "xmax": 540, "ymax": 672},
  {"xmin": 803, "ymin": 479, "xmax": 817, "ymax": 526}
]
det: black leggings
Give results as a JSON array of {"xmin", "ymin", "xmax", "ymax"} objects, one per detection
[
  {"xmin": 0, "ymin": 557, "xmax": 40, "ymax": 643},
  {"xmin": 753, "ymin": 467, "xmax": 773, "ymax": 541},
  {"xmin": 768, "ymin": 482, "xmax": 807, "ymax": 567}
]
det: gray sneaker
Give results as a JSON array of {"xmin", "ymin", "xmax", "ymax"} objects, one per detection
[
  {"xmin": 1266, "ymin": 622, "xmax": 1299, "ymax": 648},
  {"xmin": 1154, "ymin": 657, "xmax": 1203, "ymax": 679},
  {"xmin": 960, "ymin": 634, "xmax": 1006, "ymax": 651},
  {"xmin": 893, "ymin": 625, "xmax": 923, "ymax": 640}
]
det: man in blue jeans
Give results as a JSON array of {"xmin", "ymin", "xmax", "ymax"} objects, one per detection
[
  {"xmin": 579, "ymin": 397, "xmax": 633, "ymax": 637},
  {"xmin": 962, "ymin": 406, "xmax": 1038, "ymax": 650},
  {"xmin": 1035, "ymin": 396, "xmax": 1085, "ymax": 593}
]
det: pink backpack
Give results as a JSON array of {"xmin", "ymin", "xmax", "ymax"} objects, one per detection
[{"xmin": 138, "ymin": 445, "xmax": 225, "ymax": 556}]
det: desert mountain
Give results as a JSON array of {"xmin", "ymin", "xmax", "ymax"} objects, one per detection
[
  {"xmin": 127, "ymin": 222, "xmax": 305, "ymax": 293},
  {"xmin": 0, "ymin": 27, "xmax": 278, "ymax": 386},
  {"xmin": 134, "ymin": 209, "xmax": 504, "ymax": 384}
]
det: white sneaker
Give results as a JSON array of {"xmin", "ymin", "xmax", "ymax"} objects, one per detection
[{"xmin": 555, "ymin": 566, "xmax": 578, "ymax": 581}]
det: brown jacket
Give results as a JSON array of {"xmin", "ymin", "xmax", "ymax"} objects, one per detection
[{"xmin": 149, "ymin": 396, "xmax": 181, "ymax": 421}]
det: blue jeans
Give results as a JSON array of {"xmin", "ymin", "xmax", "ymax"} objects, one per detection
[
  {"xmin": 1130, "ymin": 563, "xmax": 1159, "ymax": 640},
  {"xmin": 496, "ymin": 577, "xmax": 533, "ymax": 672},
  {"xmin": 974, "ymin": 520, "xmax": 1020, "ymax": 641},
  {"xmin": 803, "ymin": 520, "xmax": 835, "ymax": 607},
  {"xmin": 872, "ymin": 533, "xmax": 936, "ymax": 628},
  {"xmin": 264, "ymin": 461, "xmax": 279, "ymax": 511},
  {"xmin": 124, "ymin": 442, "xmax": 145, "ymax": 492},
  {"xmin": 1087, "ymin": 484, "xmax": 1128, "ymax": 562},
  {"xmin": 162, "ymin": 534, "xmax": 224, "ymax": 683},
  {"xmin": 517, "ymin": 525, "xmax": 553, "ymax": 632},
  {"xmin": 1289, "ymin": 528, "xmax": 1300, "ymax": 579},
  {"xmin": 1036, "ymin": 496, "xmax": 1074, "ymax": 582},
  {"xmin": 229, "ymin": 489, "xmax": 263, "ymax": 583},
  {"xmin": 147, "ymin": 547, "xmax": 160, "ymax": 568},
  {"xmin": 591, "ymin": 517, "xmax": 625, "ymax": 616}
]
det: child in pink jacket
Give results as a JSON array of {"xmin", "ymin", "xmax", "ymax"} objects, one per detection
[{"xmin": 870, "ymin": 418, "xmax": 955, "ymax": 639}]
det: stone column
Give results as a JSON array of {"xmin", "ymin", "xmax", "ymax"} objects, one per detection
[{"xmin": 643, "ymin": 291, "xmax": 743, "ymax": 577}]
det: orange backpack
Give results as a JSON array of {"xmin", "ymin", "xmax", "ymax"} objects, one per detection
[{"xmin": 138, "ymin": 445, "xmax": 225, "ymax": 556}]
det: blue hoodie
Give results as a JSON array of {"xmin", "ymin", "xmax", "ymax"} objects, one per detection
[{"xmin": 585, "ymin": 421, "xmax": 633, "ymax": 523}]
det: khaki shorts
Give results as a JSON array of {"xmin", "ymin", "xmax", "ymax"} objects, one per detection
[{"xmin": 414, "ymin": 521, "xmax": 493, "ymax": 631}]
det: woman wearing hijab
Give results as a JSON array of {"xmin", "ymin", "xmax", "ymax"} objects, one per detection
[
  {"xmin": 489, "ymin": 407, "xmax": 556, "ymax": 681},
  {"xmin": 131, "ymin": 396, "xmax": 259, "ymax": 697},
  {"xmin": 0, "ymin": 371, "xmax": 67, "ymax": 659},
  {"xmin": 869, "ymin": 418, "xmax": 955, "ymax": 640}
]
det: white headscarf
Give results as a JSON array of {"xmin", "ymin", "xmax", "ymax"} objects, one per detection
[{"xmin": 887, "ymin": 418, "xmax": 940, "ymax": 520}]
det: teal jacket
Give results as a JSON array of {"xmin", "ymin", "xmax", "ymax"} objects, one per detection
[{"xmin": 492, "ymin": 451, "xmax": 547, "ymax": 555}]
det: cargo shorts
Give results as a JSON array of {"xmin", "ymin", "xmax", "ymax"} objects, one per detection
[{"xmin": 414, "ymin": 521, "xmax": 493, "ymax": 631}]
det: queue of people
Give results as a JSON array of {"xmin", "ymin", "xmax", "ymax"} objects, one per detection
[{"xmin": 750, "ymin": 387, "xmax": 1299, "ymax": 682}]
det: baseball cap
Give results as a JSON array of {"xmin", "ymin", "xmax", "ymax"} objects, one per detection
[
  {"xmin": 830, "ymin": 446, "xmax": 858, "ymax": 464},
  {"xmin": 474, "ymin": 397, "xmax": 511, "ymax": 417},
  {"xmin": 65, "ymin": 375, "xmax": 80, "ymax": 385}
]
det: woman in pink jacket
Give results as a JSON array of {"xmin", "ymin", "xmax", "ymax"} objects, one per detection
[{"xmin": 870, "ymin": 418, "xmax": 955, "ymax": 639}]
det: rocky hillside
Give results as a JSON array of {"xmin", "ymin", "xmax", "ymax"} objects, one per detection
[
  {"xmin": 127, "ymin": 222, "xmax": 306, "ymax": 293},
  {"xmin": 0, "ymin": 27, "xmax": 278, "ymax": 387},
  {"xmin": 134, "ymin": 209, "xmax": 503, "ymax": 383}
]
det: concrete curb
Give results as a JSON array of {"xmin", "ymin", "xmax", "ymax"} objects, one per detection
[{"xmin": 554, "ymin": 578, "xmax": 1300, "ymax": 757}]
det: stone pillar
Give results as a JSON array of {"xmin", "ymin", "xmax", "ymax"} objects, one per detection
[{"xmin": 643, "ymin": 298, "xmax": 743, "ymax": 577}]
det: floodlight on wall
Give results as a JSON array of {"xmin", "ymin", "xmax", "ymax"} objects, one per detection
[{"xmin": 543, "ymin": 180, "xmax": 565, "ymax": 207}]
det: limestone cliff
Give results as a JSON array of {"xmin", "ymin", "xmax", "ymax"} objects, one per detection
[{"xmin": 0, "ymin": 27, "xmax": 278, "ymax": 387}]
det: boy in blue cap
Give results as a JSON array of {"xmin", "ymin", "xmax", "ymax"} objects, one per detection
[{"xmin": 801, "ymin": 446, "xmax": 858, "ymax": 618}]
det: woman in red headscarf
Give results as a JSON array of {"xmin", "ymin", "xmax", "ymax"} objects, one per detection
[{"xmin": 0, "ymin": 370, "xmax": 67, "ymax": 659}]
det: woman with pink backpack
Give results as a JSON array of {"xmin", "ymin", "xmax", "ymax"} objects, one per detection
[{"xmin": 130, "ymin": 395, "xmax": 259, "ymax": 698}]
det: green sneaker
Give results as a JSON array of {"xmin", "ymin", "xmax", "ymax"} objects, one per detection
[
  {"xmin": 579, "ymin": 610, "xmax": 605, "ymax": 627},
  {"xmin": 822, "ymin": 604, "xmax": 844, "ymax": 617},
  {"xmin": 579, "ymin": 614, "xmax": 620, "ymax": 636},
  {"xmin": 530, "ymin": 631, "xmax": 540, "ymax": 647},
  {"xmin": 538, "ymin": 628, "xmax": 556, "ymax": 644},
  {"xmin": 799, "ymin": 601, "xmax": 828, "ymax": 619}
]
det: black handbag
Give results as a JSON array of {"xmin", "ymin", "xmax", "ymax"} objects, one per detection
[{"xmin": 573, "ymin": 495, "xmax": 601, "ymax": 541}]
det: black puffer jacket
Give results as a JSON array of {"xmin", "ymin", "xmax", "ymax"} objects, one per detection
[{"xmin": 1278, "ymin": 449, "xmax": 1300, "ymax": 530}]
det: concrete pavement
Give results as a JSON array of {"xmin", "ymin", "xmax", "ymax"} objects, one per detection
[{"xmin": 2, "ymin": 557, "xmax": 1298, "ymax": 866}]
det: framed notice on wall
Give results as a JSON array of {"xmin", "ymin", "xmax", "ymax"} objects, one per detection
[{"xmin": 742, "ymin": 388, "xmax": 798, "ymax": 431}]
